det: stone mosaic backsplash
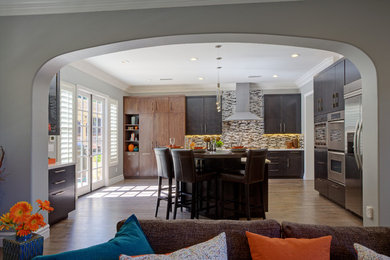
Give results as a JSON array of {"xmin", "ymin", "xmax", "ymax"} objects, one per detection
[{"xmin": 220, "ymin": 88, "xmax": 304, "ymax": 149}]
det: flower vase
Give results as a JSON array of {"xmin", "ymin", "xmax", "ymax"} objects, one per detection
[{"xmin": 3, "ymin": 233, "xmax": 44, "ymax": 260}]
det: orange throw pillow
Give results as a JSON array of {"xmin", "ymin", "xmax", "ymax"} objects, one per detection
[{"xmin": 246, "ymin": 231, "xmax": 332, "ymax": 260}]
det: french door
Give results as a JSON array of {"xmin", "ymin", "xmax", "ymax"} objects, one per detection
[{"xmin": 76, "ymin": 90, "xmax": 105, "ymax": 196}]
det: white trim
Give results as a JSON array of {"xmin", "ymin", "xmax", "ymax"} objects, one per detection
[
  {"xmin": 71, "ymin": 61, "xmax": 131, "ymax": 93},
  {"xmin": 0, "ymin": 0, "xmax": 301, "ymax": 16},
  {"xmin": 108, "ymin": 174, "xmax": 124, "ymax": 186},
  {"xmin": 35, "ymin": 225, "xmax": 50, "ymax": 240},
  {"xmin": 295, "ymin": 56, "xmax": 342, "ymax": 88}
]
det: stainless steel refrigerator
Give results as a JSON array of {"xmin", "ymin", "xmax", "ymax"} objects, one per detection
[{"xmin": 344, "ymin": 79, "xmax": 363, "ymax": 217}]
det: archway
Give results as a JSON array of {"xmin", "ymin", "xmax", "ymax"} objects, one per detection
[{"xmin": 32, "ymin": 33, "xmax": 378, "ymax": 226}]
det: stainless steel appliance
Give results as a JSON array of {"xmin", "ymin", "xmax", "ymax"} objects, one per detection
[
  {"xmin": 314, "ymin": 114, "xmax": 327, "ymax": 148},
  {"xmin": 328, "ymin": 151, "xmax": 345, "ymax": 185},
  {"xmin": 327, "ymin": 111, "xmax": 345, "ymax": 151},
  {"xmin": 344, "ymin": 79, "xmax": 363, "ymax": 217}
]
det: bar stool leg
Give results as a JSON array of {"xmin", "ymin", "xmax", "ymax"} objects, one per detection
[
  {"xmin": 259, "ymin": 184, "xmax": 266, "ymax": 219},
  {"xmin": 173, "ymin": 181, "xmax": 180, "ymax": 220},
  {"xmin": 166, "ymin": 178, "xmax": 172, "ymax": 220},
  {"xmin": 215, "ymin": 176, "xmax": 219, "ymax": 219},
  {"xmin": 191, "ymin": 183, "xmax": 197, "ymax": 219},
  {"xmin": 155, "ymin": 176, "xmax": 162, "ymax": 218},
  {"xmin": 245, "ymin": 184, "xmax": 251, "ymax": 221},
  {"xmin": 206, "ymin": 180, "xmax": 210, "ymax": 214},
  {"xmin": 221, "ymin": 180, "xmax": 225, "ymax": 219}
]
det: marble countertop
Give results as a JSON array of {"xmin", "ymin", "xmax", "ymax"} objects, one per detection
[{"xmin": 48, "ymin": 162, "xmax": 76, "ymax": 170}]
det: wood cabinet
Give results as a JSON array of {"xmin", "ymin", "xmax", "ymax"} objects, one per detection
[
  {"xmin": 124, "ymin": 97, "xmax": 139, "ymax": 114},
  {"xmin": 267, "ymin": 150, "xmax": 304, "ymax": 178},
  {"xmin": 264, "ymin": 94, "xmax": 301, "ymax": 134},
  {"xmin": 186, "ymin": 96, "xmax": 222, "ymax": 135},
  {"xmin": 48, "ymin": 164, "xmax": 75, "ymax": 225},
  {"xmin": 327, "ymin": 180, "xmax": 345, "ymax": 207},
  {"xmin": 124, "ymin": 152, "xmax": 139, "ymax": 177},
  {"xmin": 123, "ymin": 95, "xmax": 186, "ymax": 178}
]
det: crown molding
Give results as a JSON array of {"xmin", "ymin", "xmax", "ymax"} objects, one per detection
[
  {"xmin": 70, "ymin": 60, "xmax": 131, "ymax": 93},
  {"xmin": 295, "ymin": 55, "xmax": 343, "ymax": 88},
  {"xmin": 0, "ymin": 0, "xmax": 301, "ymax": 16}
]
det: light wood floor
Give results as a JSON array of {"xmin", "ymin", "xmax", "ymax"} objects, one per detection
[{"xmin": 39, "ymin": 178, "xmax": 361, "ymax": 255}]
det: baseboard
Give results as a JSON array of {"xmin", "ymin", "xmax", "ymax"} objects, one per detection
[
  {"xmin": 0, "ymin": 225, "xmax": 50, "ymax": 247},
  {"xmin": 108, "ymin": 174, "xmax": 124, "ymax": 186}
]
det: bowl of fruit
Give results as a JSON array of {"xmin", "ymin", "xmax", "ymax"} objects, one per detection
[
  {"xmin": 230, "ymin": 146, "xmax": 247, "ymax": 153},
  {"xmin": 192, "ymin": 146, "xmax": 206, "ymax": 153}
]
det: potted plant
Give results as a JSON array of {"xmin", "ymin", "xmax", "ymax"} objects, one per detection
[{"xmin": 0, "ymin": 200, "xmax": 54, "ymax": 259}]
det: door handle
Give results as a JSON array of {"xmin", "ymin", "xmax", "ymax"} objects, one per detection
[
  {"xmin": 357, "ymin": 120, "xmax": 363, "ymax": 169},
  {"xmin": 283, "ymin": 123, "xmax": 286, "ymax": 132},
  {"xmin": 204, "ymin": 124, "xmax": 207, "ymax": 133},
  {"xmin": 353, "ymin": 121, "xmax": 360, "ymax": 169},
  {"xmin": 52, "ymin": 190, "xmax": 65, "ymax": 196},
  {"xmin": 170, "ymin": 102, "xmax": 172, "ymax": 112},
  {"xmin": 287, "ymin": 158, "xmax": 290, "ymax": 168},
  {"xmin": 280, "ymin": 123, "xmax": 282, "ymax": 132},
  {"xmin": 54, "ymin": 169, "xmax": 66, "ymax": 174},
  {"xmin": 54, "ymin": 180, "xmax": 66, "ymax": 185}
]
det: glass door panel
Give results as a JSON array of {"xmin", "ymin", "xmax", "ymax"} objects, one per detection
[
  {"xmin": 91, "ymin": 96, "xmax": 105, "ymax": 190},
  {"xmin": 76, "ymin": 91, "xmax": 91, "ymax": 196}
]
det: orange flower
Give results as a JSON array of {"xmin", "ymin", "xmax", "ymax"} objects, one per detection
[
  {"xmin": 0, "ymin": 212, "xmax": 14, "ymax": 231},
  {"xmin": 9, "ymin": 202, "xmax": 32, "ymax": 224},
  {"xmin": 26, "ymin": 213, "xmax": 45, "ymax": 231},
  {"xmin": 16, "ymin": 225, "xmax": 31, "ymax": 237},
  {"xmin": 36, "ymin": 200, "xmax": 54, "ymax": 212}
]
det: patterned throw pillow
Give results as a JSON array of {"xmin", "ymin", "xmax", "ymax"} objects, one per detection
[
  {"xmin": 120, "ymin": 232, "xmax": 227, "ymax": 260},
  {"xmin": 354, "ymin": 243, "xmax": 390, "ymax": 260}
]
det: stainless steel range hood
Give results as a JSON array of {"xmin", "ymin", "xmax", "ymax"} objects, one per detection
[{"xmin": 224, "ymin": 83, "xmax": 260, "ymax": 121}]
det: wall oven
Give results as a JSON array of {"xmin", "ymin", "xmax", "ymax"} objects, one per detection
[
  {"xmin": 328, "ymin": 151, "xmax": 345, "ymax": 185},
  {"xmin": 327, "ymin": 111, "xmax": 345, "ymax": 152}
]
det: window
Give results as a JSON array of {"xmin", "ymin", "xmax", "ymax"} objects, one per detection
[
  {"xmin": 59, "ymin": 85, "xmax": 74, "ymax": 163},
  {"xmin": 109, "ymin": 99, "xmax": 119, "ymax": 165}
]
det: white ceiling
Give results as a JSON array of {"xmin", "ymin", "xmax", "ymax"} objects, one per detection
[
  {"xmin": 0, "ymin": 0, "xmax": 301, "ymax": 16},
  {"xmin": 84, "ymin": 42, "xmax": 340, "ymax": 90}
]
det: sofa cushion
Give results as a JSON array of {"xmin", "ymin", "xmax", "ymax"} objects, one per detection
[
  {"xmin": 118, "ymin": 219, "xmax": 281, "ymax": 260},
  {"xmin": 120, "ymin": 232, "xmax": 228, "ymax": 260},
  {"xmin": 354, "ymin": 243, "xmax": 390, "ymax": 260},
  {"xmin": 246, "ymin": 231, "xmax": 331, "ymax": 260},
  {"xmin": 282, "ymin": 222, "xmax": 390, "ymax": 260}
]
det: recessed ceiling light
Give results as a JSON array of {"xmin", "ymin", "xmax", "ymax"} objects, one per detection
[
  {"xmin": 215, "ymin": 45, "xmax": 222, "ymax": 48},
  {"xmin": 291, "ymin": 53, "xmax": 300, "ymax": 58},
  {"xmin": 190, "ymin": 57, "xmax": 198, "ymax": 61},
  {"xmin": 198, "ymin": 77, "xmax": 204, "ymax": 80},
  {"xmin": 248, "ymin": 75, "xmax": 262, "ymax": 78},
  {"xmin": 160, "ymin": 78, "xmax": 173, "ymax": 81},
  {"xmin": 216, "ymin": 57, "xmax": 222, "ymax": 60},
  {"xmin": 121, "ymin": 59, "xmax": 130, "ymax": 64},
  {"xmin": 273, "ymin": 75, "xmax": 279, "ymax": 78}
]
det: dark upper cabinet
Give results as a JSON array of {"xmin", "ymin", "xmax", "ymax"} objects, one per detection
[
  {"xmin": 345, "ymin": 59, "xmax": 361, "ymax": 85},
  {"xmin": 314, "ymin": 59, "xmax": 346, "ymax": 115},
  {"xmin": 186, "ymin": 96, "xmax": 222, "ymax": 135},
  {"xmin": 48, "ymin": 73, "xmax": 60, "ymax": 135},
  {"xmin": 264, "ymin": 94, "xmax": 301, "ymax": 134}
]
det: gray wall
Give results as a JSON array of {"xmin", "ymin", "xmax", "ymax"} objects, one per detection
[
  {"xmin": 0, "ymin": 0, "xmax": 387, "ymax": 226},
  {"xmin": 300, "ymin": 81, "xmax": 314, "ymax": 180},
  {"xmin": 61, "ymin": 65, "xmax": 127, "ymax": 179}
]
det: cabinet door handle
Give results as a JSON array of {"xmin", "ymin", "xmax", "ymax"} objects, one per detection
[
  {"xmin": 170, "ymin": 102, "xmax": 172, "ymax": 112},
  {"xmin": 54, "ymin": 180, "xmax": 66, "ymax": 185},
  {"xmin": 204, "ymin": 124, "xmax": 207, "ymax": 133},
  {"xmin": 287, "ymin": 158, "xmax": 290, "ymax": 168},
  {"xmin": 52, "ymin": 190, "xmax": 65, "ymax": 196},
  {"xmin": 280, "ymin": 123, "xmax": 282, "ymax": 132},
  {"xmin": 283, "ymin": 123, "xmax": 286, "ymax": 132},
  {"xmin": 54, "ymin": 169, "xmax": 66, "ymax": 174}
]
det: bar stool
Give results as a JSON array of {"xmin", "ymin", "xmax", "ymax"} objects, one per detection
[
  {"xmin": 154, "ymin": 147, "xmax": 175, "ymax": 220},
  {"xmin": 171, "ymin": 149, "xmax": 218, "ymax": 219},
  {"xmin": 220, "ymin": 149, "xmax": 267, "ymax": 220}
]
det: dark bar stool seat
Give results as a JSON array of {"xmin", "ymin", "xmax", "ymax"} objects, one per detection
[
  {"xmin": 171, "ymin": 149, "xmax": 218, "ymax": 219},
  {"xmin": 220, "ymin": 149, "xmax": 267, "ymax": 220},
  {"xmin": 154, "ymin": 147, "xmax": 175, "ymax": 220}
]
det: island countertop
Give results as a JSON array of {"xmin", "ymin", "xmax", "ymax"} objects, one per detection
[{"xmin": 48, "ymin": 162, "xmax": 76, "ymax": 170}]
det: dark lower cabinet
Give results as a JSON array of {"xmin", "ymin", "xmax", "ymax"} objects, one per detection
[
  {"xmin": 48, "ymin": 164, "xmax": 76, "ymax": 225},
  {"xmin": 267, "ymin": 151, "xmax": 304, "ymax": 178},
  {"xmin": 327, "ymin": 180, "xmax": 345, "ymax": 207}
]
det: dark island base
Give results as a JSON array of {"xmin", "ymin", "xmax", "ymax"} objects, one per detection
[{"xmin": 182, "ymin": 158, "xmax": 268, "ymax": 219}]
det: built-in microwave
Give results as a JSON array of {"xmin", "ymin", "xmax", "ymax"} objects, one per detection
[
  {"xmin": 327, "ymin": 111, "xmax": 345, "ymax": 151},
  {"xmin": 328, "ymin": 151, "xmax": 345, "ymax": 185}
]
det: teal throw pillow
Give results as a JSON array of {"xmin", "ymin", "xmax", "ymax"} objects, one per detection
[{"xmin": 33, "ymin": 214, "xmax": 154, "ymax": 260}]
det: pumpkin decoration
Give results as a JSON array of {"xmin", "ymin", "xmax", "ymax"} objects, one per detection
[{"xmin": 128, "ymin": 144, "xmax": 135, "ymax": 152}]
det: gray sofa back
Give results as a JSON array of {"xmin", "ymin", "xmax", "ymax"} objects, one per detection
[{"xmin": 117, "ymin": 219, "xmax": 390, "ymax": 260}]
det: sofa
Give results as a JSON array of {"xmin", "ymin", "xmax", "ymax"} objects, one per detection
[{"xmin": 117, "ymin": 219, "xmax": 390, "ymax": 260}]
